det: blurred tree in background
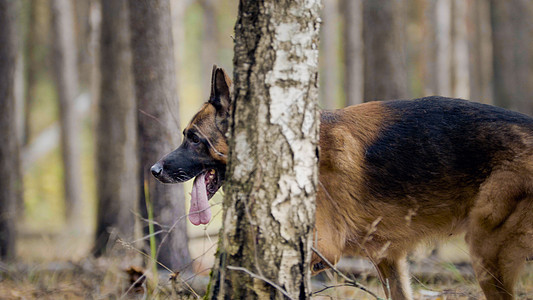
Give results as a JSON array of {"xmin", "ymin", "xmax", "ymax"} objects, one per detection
[
  {"xmin": 199, "ymin": 0, "xmax": 218, "ymax": 97},
  {"xmin": 50, "ymin": 0, "xmax": 83, "ymax": 226},
  {"xmin": 342, "ymin": 0, "xmax": 364, "ymax": 106},
  {"xmin": 0, "ymin": 0, "xmax": 21, "ymax": 261},
  {"xmin": 363, "ymin": 0, "xmax": 408, "ymax": 101},
  {"xmin": 128, "ymin": 0, "xmax": 191, "ymax": 271},
  {"xmin": 93, "ymin": 0, "xmax": 137, "ymax": 258},
  {"xmin": 23, "ymin": 0, "xmax": 39, "ymax": 147},
  {"xmin": 468, "ymin": 0, "xmax": 492, "ymax": 104},
  {"xmin": 491, "ymin": 0, "xmax": 533, "ymax": 113}
]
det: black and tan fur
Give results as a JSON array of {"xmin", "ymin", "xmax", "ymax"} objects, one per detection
[{"xmin": 152, "ymin": 66, "xmax": 533, "ymax": 300}]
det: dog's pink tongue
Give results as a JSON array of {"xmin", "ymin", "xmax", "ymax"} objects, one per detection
[{"xmin": 189, "ymin": 174, "xmax": 211, "ymax": 225}]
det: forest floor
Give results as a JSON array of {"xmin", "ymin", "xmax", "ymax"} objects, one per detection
[
  {"xmin": 2, "ymin": 258, "xmax": 532, "ymax": 299},
  {"xmin": 1, "ymin": 231, "xmax": 532, "ymax": 299}
]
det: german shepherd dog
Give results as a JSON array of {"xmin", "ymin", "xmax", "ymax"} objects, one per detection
[{"xmin": 152, "ymin": 66, "xmax": 533, "ymax": 300}]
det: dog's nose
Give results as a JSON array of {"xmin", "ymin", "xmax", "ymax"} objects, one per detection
[{"xmin": 151, "ymin": 163, "xmax": 163, "ymax": 177}]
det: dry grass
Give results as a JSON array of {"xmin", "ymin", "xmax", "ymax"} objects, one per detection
[
  {"xmin": 0, "ymin": 254, "xmax": 200, "ymax": 299},
  {"xmin": 0, "ymin": 259, "xmax": 130, "ymax": 299}
]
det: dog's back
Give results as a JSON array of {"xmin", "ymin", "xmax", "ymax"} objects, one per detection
[{"xmin": 315, "ymin": 96, "xmax": 533, "ymax": 299}]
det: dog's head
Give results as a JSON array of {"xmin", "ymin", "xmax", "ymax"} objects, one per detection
[{"xmin": 151, "ymin": 65, "xmax": 232, "ymax": 225}]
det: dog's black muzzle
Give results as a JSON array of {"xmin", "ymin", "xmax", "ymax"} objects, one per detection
[
  {"xmin": 151, "ymin": 143, "xmax": 225, "ymax": 184},
  {"xmin": 150, "ymin": 162, "xmax": 174, "ymax": 182}
]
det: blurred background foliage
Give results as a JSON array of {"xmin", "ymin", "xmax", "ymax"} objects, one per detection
[{"xmin": 20, "ymin": 0, "xmax": 238, "ymax": 262}]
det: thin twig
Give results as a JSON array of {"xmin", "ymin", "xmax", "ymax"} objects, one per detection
[
  {"xmin": 117, "ymin": 239, "xmax": 200, "ymax": 298},
  {"xmin": 120, "ymin": 273, "xmax": 147, "ymax": 300},
  {"xmin": 311, "ymin": 247, "xmax": 382, "ymax": 300},
  {"xmin": 130, "ymin": 230, "xmax": 166, "ymax": 244},
  {"xmin": 154, "ymin": 202, "xmax": 221, "ymax": 267},
  {"xmin": 138, "ymin": 108, "xmax": 167, "ymax": 129},
  {"xmin": 227, "ymin": 265, "xmax": 295, "ymax": 300},
  {"xmin": 130, "ymin": 210, "xmax": 169, "ymax": 229},
  {"xmin": 312, "ymin": 283, "xmax": 362, "ymax": 295},
  {"xmin": 193, "ymin": 123, "xmax": 227, "ymax": 158}
]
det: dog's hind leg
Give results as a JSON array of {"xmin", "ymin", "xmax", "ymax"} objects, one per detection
[
  {"xmin": 376, "ymin": 255, "xmax": 413, "ymax": 300},
  {"xmin": 467, "ymin": 170, "xmax": 533, "ymax": 300}
]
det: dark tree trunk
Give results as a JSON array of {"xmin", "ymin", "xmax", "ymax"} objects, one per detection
[
  {"xmin": 93, "ymin": 0, "xmax": 138, "ymax": 257},
  {"xmin": 0, "ymin": 0, "xmax": 20, "ymax": 260},
  {"xmin": 50, "ymin": 0, "xmax": 83, "ymax": 224},
  {"xmin": 343, "ymin": 0, "xmax": 364, "ymax": 105},
  {"xmin": 208, "ymin": 1, "xmax": 320, "ymax": 298},
  {"xmin": 128, "ymin": 0, "xmax": 191, "ymax": 271},
  {"xmin": 490, "ymin": 0, "xmax": 533, "ymax": 115},
  {"xmin": 363, "ymin": 0, "xmax": 408, "ymax": 101}
]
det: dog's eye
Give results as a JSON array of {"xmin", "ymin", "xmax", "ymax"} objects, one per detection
[
  {"xmin": 313, "ymin": 261, "xmax": 325, "ymax": 272},
  {"xmin": 190, "ymin": 134, "xmax": 200, "ymax": 144}
]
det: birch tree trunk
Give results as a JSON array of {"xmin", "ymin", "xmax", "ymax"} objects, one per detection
[
  {"xmin": 208, "ymin": 1, "xmax": 320, "ymax": 298},
  {"xmin": 93, "ymin": 0, "xmax": 137, "ymax": 257},
  {"xmin": 0, "ymin": 0, "xmax": 20, "ymax": 260},
  {"xmin": 363, "ymin": 0, "xmax": 407, "ymax": 101},
  {"xmin": 50, "ymin": 0, "xmax": 83, "ymax": 224},
  {"xmin": 343, "ymin": 0, "xmax": 364, "ymax": 106},
  {"xmin": 128, "ymin": 0, "xmax": 191, "ymax": 271}
]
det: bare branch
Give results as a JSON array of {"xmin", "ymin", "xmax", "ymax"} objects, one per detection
[
  {"xmin": 117, "ymin": 238, "xmax": 200, "ymax": 298},
  {"xmin": 227, "ymin": 265, "xmax": 295, "ymax": 300},
  {"xmin": 120, "ymin": 273, "xmax": 147, "ymax": 299},
  {"xmin": 311, "ymin": 247, "xmax": 383, "ymax": 300}
]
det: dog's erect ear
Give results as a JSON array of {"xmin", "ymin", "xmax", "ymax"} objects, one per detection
[{"xmin": 209, "ymin": 65, "xmax": 232, "ymax": 114}]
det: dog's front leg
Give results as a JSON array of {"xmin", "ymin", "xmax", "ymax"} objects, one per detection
[{"xmin": 376, "ymin": 256, "xmax": 412, "ymax": 300}]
